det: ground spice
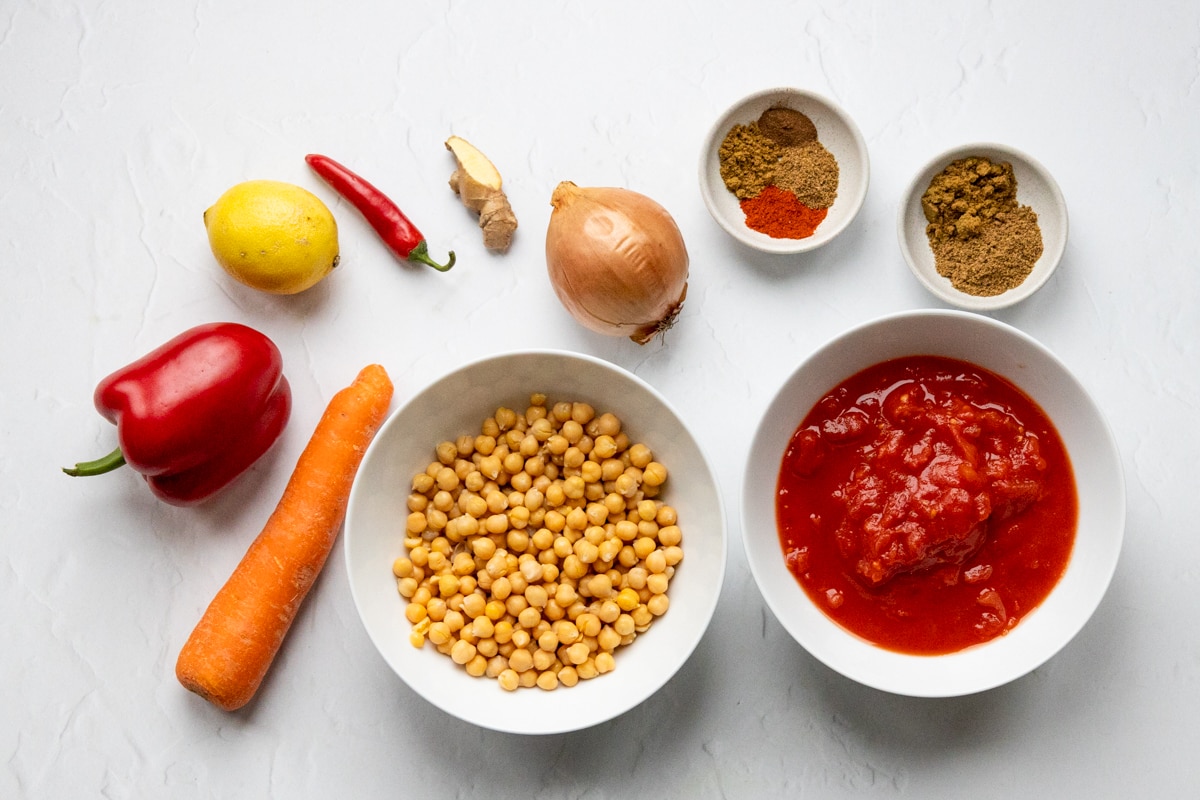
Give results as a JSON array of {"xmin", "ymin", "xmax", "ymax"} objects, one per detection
[
  {"xmin": 758, "ymin": 106, "xmax": 817, "ymax": 146},
  {"xmin": 775, "ymin": 140, "xmax": 839, "ymax": 209},
  {"xmin": 718, "ymin": 123, "xmax": 780, "ymax": 200},
  {"xmin": 921, "ymin": 155, "xmax": 1043, "ymax": 296},
  {"xmin": 931, "ymin": 205, "xmax": 1042, "ymax": 296},
  {"xmin": 922, "ymin": 156, "xmax": 1018, "ymax": 244},
  {"xmin": 740, "ymin": 184, "xmax": 828, "ymax": 239}
]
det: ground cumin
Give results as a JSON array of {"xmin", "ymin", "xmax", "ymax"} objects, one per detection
[
  {"xmin": 922, "ymin": 156, "xmax": 1018, "ymax": 244},
  {"xmin": 922, "ymin": 156, "xmax": 1043, "ymax": 296},
  {"xmin": 775, "ymin": 141, "xmax": 839, "ymax": 209},
  {"xmin": 931, "ymin": 206, "xmax": 1042, "ymax": 296},
  {"xmin": 718, "ymin": 123, "xmax": 780, "ymax": 200}
]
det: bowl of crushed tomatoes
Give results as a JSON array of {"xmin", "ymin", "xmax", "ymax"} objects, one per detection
[{"xmin": 741, "ymin": 309, "xmax": 1124, "ymax": 697}]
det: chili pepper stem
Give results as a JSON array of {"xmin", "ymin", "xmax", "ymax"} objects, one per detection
[
  {"xmin": 63, "ymin": 447, "xmax": 127, "ymax": 477},
  {"xmin": 408, "ymin": 241, "xmax": 455, "ymax": 272}
]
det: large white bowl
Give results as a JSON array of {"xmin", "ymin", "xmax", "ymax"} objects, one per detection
[
  {"xmin": 345, "ymin": 350, "xmax": 727, "ymax": 734},
  {"xmin": 699, "ymin": 87, "xmax": 869, "ymax": 254},
  {"xmin": 741, "ymin": 310, "xmax": 1124, "ymax": 697}
]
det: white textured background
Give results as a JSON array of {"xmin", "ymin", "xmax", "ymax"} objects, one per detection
[{"xmin": 3, "ymin": 1, "xmax": 1196, "ymax": 797}]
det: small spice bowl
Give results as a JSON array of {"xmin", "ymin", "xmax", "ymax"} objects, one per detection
[
  {"xmin": 699, "ymin": 87, "xmax": 870, "ymax": 254},
  {"xmin": 898, "ymin": 142, "xmax": 1068, "ymax": 311}
]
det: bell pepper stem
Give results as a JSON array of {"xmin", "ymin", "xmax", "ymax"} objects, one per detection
[
  {"xmin": 407, "ymin": 240, "xmax": 455, "ymax": 272},
  {"xmin": 63, "ymin": 447, "xmax": 127, "ymax": 477}
]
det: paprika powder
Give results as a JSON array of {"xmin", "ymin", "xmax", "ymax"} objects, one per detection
[
  {"xmin": 64, "ymin": 322, "xmax": 291, "ymax": 506},
  {"xmin": 740, "ymin": 185, "xmax": 828, "ymax": 239}
]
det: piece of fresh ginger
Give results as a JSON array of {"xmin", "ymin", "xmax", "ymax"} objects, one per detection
[{"xmin": 446, "ymin": 135, "xmax": 518, "ymax": 252}]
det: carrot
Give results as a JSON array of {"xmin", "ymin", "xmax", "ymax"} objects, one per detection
[{"xmin": 175, "ymin": 364, "xmax": 393, "ymax": 711}]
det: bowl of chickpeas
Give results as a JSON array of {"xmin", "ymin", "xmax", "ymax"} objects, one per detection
[{"xmin": 345, "ymin": 349, "xmax": 728, "ymax": 734}]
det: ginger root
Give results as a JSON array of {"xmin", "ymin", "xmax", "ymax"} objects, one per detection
[{"xmin": 446, "ymin": 135, "xmax": 518, "ymax": 252}]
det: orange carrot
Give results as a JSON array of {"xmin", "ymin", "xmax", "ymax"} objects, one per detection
[{"xmin": 175, "ymin": 364, "xmax": 393, "ymax": 711}]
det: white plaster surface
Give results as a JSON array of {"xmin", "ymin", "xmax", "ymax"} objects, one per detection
[{"xmin": 2, "ymin": 1, "xmax": 1196, "ymax": 797}]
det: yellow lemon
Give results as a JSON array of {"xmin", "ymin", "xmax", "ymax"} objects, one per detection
[{"xmin": 204, "ymin": 180, "xmax": 340, "ymax": 295}]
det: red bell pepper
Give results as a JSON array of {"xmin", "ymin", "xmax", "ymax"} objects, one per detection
[
  {"xmin": 305, "ymin": 153, "xmax": 455, "ymax": 272},
  {"xmin": 64, "ymin": 322, "xmax": 291, "ymax": 506}
]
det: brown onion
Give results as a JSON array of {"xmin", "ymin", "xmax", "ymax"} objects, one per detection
[{"xmin": 545, "ymin": 181, "xmax": 689, "ymax": 344}]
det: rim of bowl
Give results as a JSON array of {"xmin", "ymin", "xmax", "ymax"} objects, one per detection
[
  {"xmin": 699, "ymin": 86, "xmax": 870, "ymax": 254},
  {"xmin": 740, "ymin": 309, "xmax": 1124, "ymax": 696},
  {"xmin": 897, "ymin": 142, "xmax": 1069, "ymax": 311},
  {"xmin": 345, "ymin": 348, "xmax": 729, "ymax": 733}
]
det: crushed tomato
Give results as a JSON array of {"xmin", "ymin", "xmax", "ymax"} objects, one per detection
[{"xmin": 776, "ymin": 356, "xmax": 1077, "ymax": 655}]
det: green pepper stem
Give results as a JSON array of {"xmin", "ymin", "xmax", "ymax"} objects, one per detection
[
  {"xmin": 407, "ymin": 241, "xmax": 455, "ymax": 272},
  {"xmin": 63, "ymin": 447, "xmax": 127, "ymax": 477}
]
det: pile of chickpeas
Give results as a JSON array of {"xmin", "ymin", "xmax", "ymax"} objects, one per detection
[{"xmin": 391, "ymin": 394, "xmax": 684, "ymax": 691}]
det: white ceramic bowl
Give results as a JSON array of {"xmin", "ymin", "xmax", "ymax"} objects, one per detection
[
  {"xmin": 345, "ymin": 350, "xmax": 727, "ymax": 734},
  {"xmin": 699, "ymin": 87, "xmax": 869, "ymax": 254},
  {"xmin": 741, "ymin": 310, "xmax": 1124, "ymax": 697},
  {"xmin": 898, "ymin": 142, "xmax": 1068, "ymax": 311}
]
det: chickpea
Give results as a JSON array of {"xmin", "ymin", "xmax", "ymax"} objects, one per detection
[
  {"xmin": 530, "ymin": 417, "xmax": 555, "ymax": 441},
  {"xmin": 485, "ymin": 655, "xmax": 506, "ymax": 679},
  {"xmin": 497, "ymin": 669, "xmax": 520, "ymax": 691},
  {"xmin": 507, "ymin": 470, "xmax": 530, "ymax": 494},
  {"xmin": 412, "ymin": 473, "xmax": 435, "ymax": 495},
  {"xmin": 517, "ymin": 607, "xmax": 541, "ymax": 630},
  {"xmin": 597, "ymin": 538, "xmax": 622, "ymax": 565},
  {"xmin": 558, "ymin": 666, "xmax": 580, "ymax": 688},
  {"xmin": 597, "ymin": 600, "xmax": 621, "ymax": 624},
  {"xmin": 450, "ymin": 639, "xmax": 477, "ymax": 666},
  {"xmin": 597, "ymin": 626, "xmax": 622, "ymax": 653},
  {"xmin": 592, "ymin": 434, "xmax": 619, "ymax": 460},
  {"xmin": 504, "ymin": 594, "xmax": 527, "ymax": 619},
  {"xmin": 493, "ymin": 619, "xmax": 515, "ymax": 645},
  {"xmin": 462, "ymin": 654, "xmax": 487, "ymax": 677},
  {"xmin": 508, "ymin": 648, "xmax": 533, "ymax": 673}
]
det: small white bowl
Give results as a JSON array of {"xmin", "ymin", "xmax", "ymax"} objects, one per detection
[
  {"xmin": 699, "ymin": 87, "xmax": 870, "ymax": 254},
  {"xmin": 741, "ymin": 310, "xmax": 1124, "ymax": 697},
  {"xmin": 345, "ymin": 350, "xmax": 728, "ymax": 734},
  {"xmin": 898, "ymin": 143, "xmax": 1068, "ymax": 311}
]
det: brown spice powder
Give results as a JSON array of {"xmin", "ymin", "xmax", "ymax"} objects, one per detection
[
  {"xmin": 718, "ymin": 123, "xmax": 780, "ymax": 199},
  {"xmin": 922, "ymin": 157, "xmax": 1018, "ymax": 244},
  {"xmin": 774, "ymin": 140, "xmax": 839, "ymax": 209},
  {"xmin": 930, "ymin": 205, "xmax": 1043, "ymax": 296},
  {"xmin": 757, "ymin": 106, "xmax": 818, "ymax": 147}
]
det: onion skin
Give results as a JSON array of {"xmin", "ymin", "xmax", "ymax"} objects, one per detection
[{"xmin": 545, "ymin": 181, "xmax": 689, "ymax": 344}]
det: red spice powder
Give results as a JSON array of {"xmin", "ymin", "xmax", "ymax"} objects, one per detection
[{"xmin": 740, "ymin": 184, "xmax": 828, "ymax": 239}]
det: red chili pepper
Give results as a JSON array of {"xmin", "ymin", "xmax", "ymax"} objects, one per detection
[
  {"xmin": 64, "ymin": 322, "xmax": 291, "ymax": 506},
  {"xmin": 304, "ymin": 153, "xmax": 455, "ymax": 272}
]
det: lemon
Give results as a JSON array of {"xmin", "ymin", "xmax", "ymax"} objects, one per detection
[{"xmin": 204, "ymin": 180, "xmax": 340, "ymax": 295}]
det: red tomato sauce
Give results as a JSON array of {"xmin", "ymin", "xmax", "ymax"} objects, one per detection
[{"xmin": 776, "ymin": 356, "xmax": 1077, "ymax": 655}]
